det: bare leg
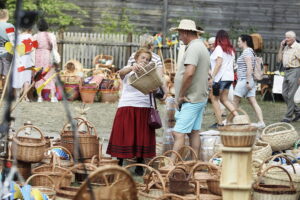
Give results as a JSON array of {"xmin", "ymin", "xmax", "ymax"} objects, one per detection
[
  {"xmin": 171, "ymin": 131, "xmax": 185, "ymax": 163},
  {"xmin": 233, "ymin": 95, "xmax": 241, "ymax": 109},
  {"xmin": 210, "ymin": 91, "xmax": 223, "ymax": 124},
  {"xmin": 220, "ymin": 89, "xmax": 238, "ymax": 116},
  {"xmin": 247, "ymin": 96, "xmax": 264, "ymax": 123},
  {"xmin": 23, "ymin": 82, "xmax": 30, "ymax": 101},
  {"xmin": 187, "ymin": 130, "xmax": 201, "ymax": 160}
]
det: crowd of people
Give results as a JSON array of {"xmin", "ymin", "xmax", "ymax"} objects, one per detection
[
  {"xmin": 106, "ymin": 19, "xmax": 300, "ymax": 175},
  {"xmin": 0, "ymin": 9, "xmax": 60, "ymax": 103}
]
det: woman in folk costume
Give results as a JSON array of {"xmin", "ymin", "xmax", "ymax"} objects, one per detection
[
  {"xmin": 12, "ymin": 27, "xmax": 36, "ymax": 102},
  {"xmin": 34, "ymin": 18, "xmax": 60, "ymax": 102}
]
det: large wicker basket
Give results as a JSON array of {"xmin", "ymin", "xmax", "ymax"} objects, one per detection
[
  {"xmin": 128, "ymin": 62, "xmax": 163, "ymax": 94},
  {"xmin": 253, "ymin": 165, "xmax": 297, "ymax": 200},
  {"xmin": 61, "ymin": 118, "xmax": 99, "ymax": 159},
  {"xmin": 261, "ymin": 122, "xmax": 299, "ymax": 151},
  {"xmin": 12, "ymin": 125, "xmax": 46, "ymax": 163},
  {"xmin": 25, "ymin": 174, "xmax": 56, "ymax": 199}
]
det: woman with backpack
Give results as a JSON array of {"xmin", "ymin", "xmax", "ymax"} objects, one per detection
[{"xmin": 233, "ymin": 34, "xmax": 265, "ymax": 128}]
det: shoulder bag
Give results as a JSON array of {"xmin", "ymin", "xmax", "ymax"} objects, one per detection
[{"xmin": 148, "ymin": 93, "xmax": 162, "ymax": 129}]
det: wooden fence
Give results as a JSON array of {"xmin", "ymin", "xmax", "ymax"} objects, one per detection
[{"xmin": 56, "ymin": 32, "xmax": 281, "ymax": 71}]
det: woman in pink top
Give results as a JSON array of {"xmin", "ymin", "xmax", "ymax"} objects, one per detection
[{"xmin": 34, "ymin": 18, "xmax": 59, "ymax": 102}]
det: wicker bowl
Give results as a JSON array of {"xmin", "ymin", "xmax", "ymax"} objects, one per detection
[
  {"xmin": 207, "ymin": 179, "xmax": 222, "ymax": 196},
  {"xmin": 220, "ymin": 131, "xmax": 257, "ymax": 147}
]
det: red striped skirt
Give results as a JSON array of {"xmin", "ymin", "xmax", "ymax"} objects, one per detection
[{"xmin": 106, "ymin": 106, "xmax": 156, "ymax": 158}]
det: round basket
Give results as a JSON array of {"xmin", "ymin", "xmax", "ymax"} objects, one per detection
[
  {"xmin": 252, "ymin": 140, "xmax": 272, "ymax": 163},
  {"xmin": 100, "ymin": 89, "xmax": 119, "ymax": 103},
  {"xmin": 190, "ymin": 162, "xmax": 219, "ymax": 182},
  {"xmin": 12, "ymin": 125, "xmax": 46, "ymax": 163},
  {"xmin": 80, "ymin": 84, "xmax": 98, "ymax": 104},
  {"xmin": 253, "ymin": 165, "xmax": 297, "ymax": 200},
  {"xmin": 220, "ymin": 131, "xmax": 257, "ymax": 147},
  {"xmin": 147, "ymin": 156, "xmax": 175, "ymax": 175},
  {"xmin": 64, "ymin": 83, "xmax": 80, "ymax": 101},
  {"xmin": 61, "ymin": 118, "xmax": 99, "ymax": 159},
  {"xmin": 72, "ymin": 163, "xmax": 97, "ymax": 182},
  {"xmin": 261, "ymin": 122, "xmax": 299, "ymax": 151},
  {"xmin": 25, "ymin": 174, "xmax": 56, "ymax": 199}
]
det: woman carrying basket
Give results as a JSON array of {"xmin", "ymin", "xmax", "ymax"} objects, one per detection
[{"xmin": 106, "ymin": 48, "xmax": 158, "ymax": 176}]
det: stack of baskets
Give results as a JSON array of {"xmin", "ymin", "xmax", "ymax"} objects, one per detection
[{"xmin": 128, "ymin": 62, "xmax": 163, "ymax": 94}]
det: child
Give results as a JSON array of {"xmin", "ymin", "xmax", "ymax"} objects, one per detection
[
  {"xmin": 106, "ymin": 48, "xmax": 156, "ymax": 176},
  {"xmin": 0, "ymin": 8, "xmax": 14, "ymax": 90}
]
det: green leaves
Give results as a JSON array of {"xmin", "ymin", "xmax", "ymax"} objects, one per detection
[{"xmin": 6, "ymin": 0, "xmax": 87, "ymax": 31}]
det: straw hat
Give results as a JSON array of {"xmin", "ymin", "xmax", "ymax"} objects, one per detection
[
  {"xmin": 170, "ymin": 19, "xmax": 204, "ymax": 33},
  {"xmin": 62, "ymin": 59, "xmax": 83, "ymax": 76},
  {"xmin": 208, "ymin": 37, "xmax": 216, "ymax": 45}
]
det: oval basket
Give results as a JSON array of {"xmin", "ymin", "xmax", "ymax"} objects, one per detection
[
  {"xmin": 261, "ymin": 122, "xmax": 299, "ymax": 151},
  {"xmin": 252, "ymin": 140, "xmax": 272, "ymax": 163},
  {"xmin": 12, "ymin": 125, "xmax": 46, "ymax": 163},
  {"xmin": 220, "ymin": 131, "xmax": 257, "ymax": 147}
]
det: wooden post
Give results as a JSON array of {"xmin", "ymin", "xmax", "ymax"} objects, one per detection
[
  {"xmin": 58, "ymin": 30, "xmax": 64, "ymax": 70},
  {"xmin": 125, "ymin": 32, "xmax": 133, "ymax": 68},
  {"xmin": 162, "ymin": 0, "xmax": 168, "ymax": 39}
]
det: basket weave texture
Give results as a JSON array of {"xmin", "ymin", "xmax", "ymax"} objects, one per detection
[
  {"xmin": 261, "ymin": 122, "xmax": 299, "ymax": 151},
  {"xmin": 128, "ymin": 62, "xmax": 163, "ymax": 94},
  {"xmin": 12, "ymin": 125, "xmax": 46, "ymax": 163}
]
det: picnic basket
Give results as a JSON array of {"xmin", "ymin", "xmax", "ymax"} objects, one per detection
[
  {"xmin": 61, "ymin": 118, "xmax": 99, "ymax": 159},
  {"xmin": 261, "ymin": 122, "xmax": 299, "ymax": 151},
  {"xmin": 12, "ymin": 125, "xmax": 46, "ymax": 163},
  {"xmin": 253, "ymin": 165, "xmax": 297, "ymax": 200},
  {"xmin": 128, "ymin": 62, "xmax": 163, "ymax": 94}
]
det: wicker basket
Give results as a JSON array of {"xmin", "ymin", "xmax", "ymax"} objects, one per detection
[
  {"xmin": 25, "ymin": 174, "xmax": 56, "ymax": 199},
  {"xmin": 80, "ymin": 84, "xmax": 98, "ymax": 104},
  {"xmin": 128, "ymin": 62, "xmax": 163, "ymax": 94},
  {"xmin": 261, "ymin": 122, "xmax": 299, "ymax": 151},
  {"xmin": 42, "ymin": 146, "xmax": 74, "ymax": 168},
  {"xmin": 64, "ymin": 83, "xmax": 80, "ymax": 101},
  {"xmin": 93, "ymin": 54, "xmax": 114, "ymax": 68},
  {"xmin": 12, "ymin": 125, "xmax": 46, "ymax": 163},
  {"xmin": 168, "ymin": 166, "xmax": 192, "ymax": 195},
  {"xmin": 60, "ymin": 75, "xmax": 81, "ymax": 84},
  {"xmin": 252, "ymin": 140, "xmax": 272, "ymax": 163},
  {"xmin": 147, "ymin": 156, "xmax": 175, "ymax": 175},
  {"xmin": 226, "ymin": 108, "xmax": 251, "ymax": 125},
  {"xmin": 61, "ymin": 118, "xmax": 99, "ymax": 159},
  {"xmin": 17, "ymin": 161, "xmax": 31, "ymax": 179},
  {"xmin": 74, "ymin": 165, "xmax": 138, "ymax": 200},
  {"xmin": 220, "ymin": 131, "xmax": 257, "ymax": 147},
  {"xmin": 72, "ymin": 163, "xmax": 97, "ymax": 182},
  {"xmin": 253, "ymin": 165, "xmax": 297, "ymax": 200},
  {"xmin": 100, "ymin": 89, "xmax": 119, "ymax": 103}
]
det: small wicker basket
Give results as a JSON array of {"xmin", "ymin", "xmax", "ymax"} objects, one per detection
[
  {"xmin": 25, "ymin": 174, "xmax": 56, "ymax": 199},
  {"xmin": 128, "ymin": 62, "xmax": 163, "ymax": 94},
  {"xmin": 12, "ymin": 125, "xmax": 46, "ymax": 163}
]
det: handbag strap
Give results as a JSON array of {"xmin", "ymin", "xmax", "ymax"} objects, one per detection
[{"xmin": 149, "ymin": 93, "xmax": 157, "ymax": 109}]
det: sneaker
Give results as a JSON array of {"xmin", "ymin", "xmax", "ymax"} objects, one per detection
[
  {"xmin": 37, "ymin": 97, "xmax": 43, "ymax": 103},
  {"xmin": 281, "ymin": 119, "xmax": 291, "ymax": 123},
  {"xmin": 51, "ymin": 97, "xmax": 58, "ymax": 103},
  {"xmin": 292, "ymin": 113, "xmax": 300, "ymax": 122}
]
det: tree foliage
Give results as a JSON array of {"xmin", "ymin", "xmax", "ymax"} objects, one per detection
[{"xmin": 6, "ymin": 0, "xmax": 87, "ymax": 31}]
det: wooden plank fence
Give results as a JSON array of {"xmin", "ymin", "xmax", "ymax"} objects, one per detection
[{"xmin": 56, "ymin": 32, "xmax": 281, "ymax": 71}]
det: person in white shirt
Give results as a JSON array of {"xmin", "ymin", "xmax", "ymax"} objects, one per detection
[
  {"xmin": 209, "ymin": 30, "xmax": 238, "ymax": 127},
  {"xmin": 106, "ymin": 48, "xmax": 157, "ymax": 176}
]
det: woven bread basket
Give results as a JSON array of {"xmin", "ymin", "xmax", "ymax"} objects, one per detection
[
  {"xmin": 261, "ymin": 122, "xmax": 299, "ymax": 151},
  {"xmin": 220, "ymin": 131, "xmax": 257, "ymax": 147}
]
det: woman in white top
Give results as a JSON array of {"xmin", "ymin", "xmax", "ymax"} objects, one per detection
[
  {"xmin": 106, "ymin": 48, "xmax": 158, "ymax": 176},
  {"xmin": 209, "ymin": 30, "xmax": 238, "ymax": 127}
]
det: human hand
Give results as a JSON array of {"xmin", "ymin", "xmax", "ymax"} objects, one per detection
[
  {"xmin": 208, "ymin": 78, "xmax": 213, "ymax": 88},
  {"xmin": 176, "ymin": 96, "xmax": 191, "ymax": 111},
  {"xmin": 280, "ymin": 39, "xmax": 287, "ymax": 48},
  {"xmin": 131, "ymin": 63, "xmax": 142, "ymax": 73}
]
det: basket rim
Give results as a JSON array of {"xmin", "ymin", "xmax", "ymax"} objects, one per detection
[
  {"xmin": 128, "ymin": 65, "xmax": 158, "ymax": 84},
  {"xmin": 220, "ymin": 132, "xmax": 257, "ymax": 136}
]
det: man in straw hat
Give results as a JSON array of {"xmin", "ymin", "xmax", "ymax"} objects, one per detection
[{"xmin": 170, "ymin": 19, "xmax": 210, "ymax": 161}]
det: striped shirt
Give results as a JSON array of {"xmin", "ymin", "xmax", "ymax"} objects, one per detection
[
  {"xmin": 236, "ymin": 47, "xmax": 255, "ymax": 79},
  {"xmin": 282, "ymin": 42, "xmax": 300, "ymax": 68},
  {"xmin": 127, "ymin": 52, "xmax": 163, "ymax": 68}
]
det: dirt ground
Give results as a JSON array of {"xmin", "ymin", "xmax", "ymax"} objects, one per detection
[{"xmin": 1, "ymin": 97, "xmax": 300, "ymax": 156}]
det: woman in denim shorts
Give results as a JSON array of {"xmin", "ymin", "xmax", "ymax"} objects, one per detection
[
  {"xmin": 234, "ymin": 35, "xmax": 265, "ymax": 128},
  {"xmin": 209, "ymin": 30, "xmax": 238, "ymax": 128}
]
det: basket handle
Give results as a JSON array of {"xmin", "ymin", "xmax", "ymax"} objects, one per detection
[
  {"xmin": 190, "ymin": 162, "xmax": 219, "ymax": 178},
  {"xmin": 125, "ymin": 163, "xmax": 166, "ymax": 192},
  {"xmin": 133, "ymin": 64, "xmax": 148, "ymax": 79},
  {"xmin": 226, "ymin": 108, "xmax": 250, "ymax": 123},
  {"xmin": 262, "ymin": 122, "xmax": 295, "ymax": 136},
  {"xmin": 46, "ymin": 146, "xmax": 74, "ymax": 165},
  {"xmin": 25, "ymin": 174, "xmax": 55, "ymax": 190},
  {"xmin": 147, "ymin": 155, "xmax": 174, "ymax": 169},
  {"xmin": 178, "ymin": 145, "xmax": 198, "ymax": 160},
  {"xmin": 74, "ymin": 117, "xmax": 98, "ymax": 136},
  {"xmin": 15, "ymin": 125, "xmax": 45, "ymax": 143},
  {"xmin": 163, "ymin": 150, "xmax": 183, "ymax": 163},
  {"xmin": 167, "ymin": 165, "xmax": 188, "ymax": 180},
  {"xmin": 258, "ymin": 153, "xmax": 297, "ymax": 175},
  {"xmin": 254, "ymin": 165, "xmax": 295, "ymax": 190},
  {"xmin": 90, "ymin": 155, "xmax": 99, "ymax": 165}
]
